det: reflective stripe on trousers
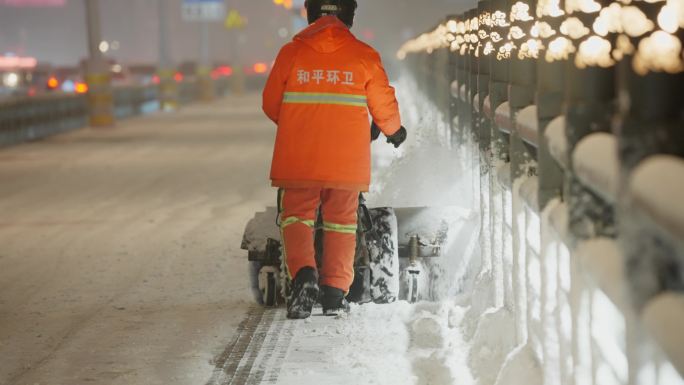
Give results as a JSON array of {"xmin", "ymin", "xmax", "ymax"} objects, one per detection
[{"xmin": 278, "ymin": 187, "xmax": 359, "ymax": 291}]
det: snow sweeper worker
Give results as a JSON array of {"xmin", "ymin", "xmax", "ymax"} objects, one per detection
[{"xmin": 262, "ymin": 0, "xmax": 407, "ymax": 319}]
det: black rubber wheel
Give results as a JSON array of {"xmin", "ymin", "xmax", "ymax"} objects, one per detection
[{"xmin": 264, "ymin": 272, "xmax": 277, "ymax": 307}]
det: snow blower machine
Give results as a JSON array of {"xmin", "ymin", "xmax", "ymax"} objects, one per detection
[{"xmin": 241, "ymin": 194, "xmax": 456, "ymax": 307}]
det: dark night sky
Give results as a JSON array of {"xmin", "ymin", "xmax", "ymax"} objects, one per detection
[{"xmin": 0, "ymin": 0, "xmax": 473, "ymax": 69}]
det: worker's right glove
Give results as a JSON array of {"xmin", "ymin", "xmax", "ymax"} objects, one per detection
[{"xmin": 386, "ymin": 126, "xmax": 407, "ymax": 148}]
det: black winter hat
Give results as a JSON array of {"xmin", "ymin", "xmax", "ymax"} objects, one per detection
[{"xmin": 305, "ymin": 0, "xmax": 358, "ymax": 27}]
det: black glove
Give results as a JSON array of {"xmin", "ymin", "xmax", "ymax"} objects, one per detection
[
  {"xmin": 386, "ymin": 126, "xmax": 407, "ymax": 148},
  {"xmin": 370, "ymin": 121, "xmax": 382, "ymax": 142}
]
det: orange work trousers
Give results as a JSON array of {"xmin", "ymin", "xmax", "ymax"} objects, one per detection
[{"xmin": 279, "ymin": 188, "xmax": 359, "ymax": 292}]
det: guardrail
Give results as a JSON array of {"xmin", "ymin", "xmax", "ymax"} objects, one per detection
[
  {"xmin": 0, "ymin": 92, "xmax": 87, "ymax": 147},
  {"xmin": 400, "ymin": 2, "xmax": 684, "ymax": 384},
  {"xmin": 0, "ymin": 77, "xmax": 232, "ymax": 148}
]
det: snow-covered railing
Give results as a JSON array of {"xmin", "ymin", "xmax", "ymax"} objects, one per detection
[
  {"xmin": 573, "ymin": 133, "xmax": 620, "ymax": 204},
  {"xmin": 400, "ymin": 1, "xmax": 684, "ymax": 384},
  {"xmin": 545, "ymin": 117, "xmax": 569, "ymax": 171},
  {"xmin": 516, "ymin": 105, "xmax": 538, "ymax": 148},
  {"xmin": 494, "ymin": 102, "xmax": 512, "ymax": 134}
]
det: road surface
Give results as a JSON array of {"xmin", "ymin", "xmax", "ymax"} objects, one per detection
[{"xmin": 0, "ymin": 94, "xmax": 275, "ymax": 385}]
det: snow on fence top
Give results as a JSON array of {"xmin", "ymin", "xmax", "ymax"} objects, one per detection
[
  {"xmin": 573, "ymin": 132, "xmax": 619, "ymax": 203},
  {"xmin": 516, "ymin": 105, "xmax": 539, "ymax": 147},
  {"xmin": 495, "ymin": 102, "xmax": 512, "ymax": 134},
  {"xmin": 545, "ymin": 116, "xmax": 568, "ymax": 169},
  {"xmin": 630, "ymin": 155, "xmax": 684, "ymax": 241}
]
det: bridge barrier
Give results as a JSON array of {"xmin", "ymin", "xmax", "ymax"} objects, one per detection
[
  {"xmin": 399, "ymin": 1, "xmax": 684, "ymax": 384},
  {"xmin": 0, "ymin": 77, "xmax": 232, "ymax": 148}
]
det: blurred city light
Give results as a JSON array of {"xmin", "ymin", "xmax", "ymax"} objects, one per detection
[
  {"xmin": 47, "ymin": 76, "xmax": 59, "ymax": 89},
  {"xmin": 74, "ymin": 82, "xmax": 88, "ymax": 94},
  {"xmin": 2, "ymin": 72, "xmax": 19, "ymax": 88},
  {"xmin": 253, "ymin": 62, "xmax": 268, "ymax": 74},
  {"xmin": 273, "ymin": 0, "xmax": 293, "ymax": 10},
  {"xmin": 61, "ymin": 79, "xmax": 74, "ymax": 92},
  {"xmin": 99, "ymin": 41, "xmax": 109, "ymax": 53}
]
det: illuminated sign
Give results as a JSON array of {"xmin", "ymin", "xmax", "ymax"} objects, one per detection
[
  {"xmin": 0, "ymin": 0, "xmax": 65, "ymax": 6},
  {"xmin": 0, "ymin": 56, "xmax": 38, "ymax": 69}
]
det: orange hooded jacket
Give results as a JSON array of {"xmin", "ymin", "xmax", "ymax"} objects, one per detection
[{"xmin": 263, "ymin": 16, "xmax": 401, "ymax": 192}]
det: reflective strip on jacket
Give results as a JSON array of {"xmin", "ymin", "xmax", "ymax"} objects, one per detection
[{"xmin": 263, "ymin": 16, "xmax": 402, "ymax": 192}]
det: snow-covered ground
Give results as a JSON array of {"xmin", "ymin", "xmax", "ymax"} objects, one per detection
[{"xmin": 0, "ymin": 95, "xmax": 273, "ymax": 384}]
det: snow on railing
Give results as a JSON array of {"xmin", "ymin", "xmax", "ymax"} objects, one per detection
[
  {"xmin": 516, "ymin": 105, "xmax": 539, "ymax": 148},
  {"xmin": 630, "ymin": 156, "xmax": 684, "ymax": 241},
  {"xmin": 573, "ymin": 133, "xmax": 620, "ymax": 203},
  {"xmin": 545, "ymin": 116, "xmax": 569, "ymax": 170},
  {"xmin": 494, "ymin": 102, "xmax": 512, "ymax": 134}
]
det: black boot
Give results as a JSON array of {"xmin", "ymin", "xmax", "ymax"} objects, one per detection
[
  {"xmin": 320, "ymin": 285, "xmax": 351, "ymax": 316},
  {"xmin": 287, "ymin": 267, "xmax": 319, "ymax": 319}
]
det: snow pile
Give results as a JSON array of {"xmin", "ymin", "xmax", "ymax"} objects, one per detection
[
  {"xmin": 408, "ymin": 302, "xmax": 474, "ymax": 385},
  {"xmin": 468, "ymin": 307, "xmax": 518, "ymax": 385},
  {"xmin": 494, "ymin": 343, "xmax": 543, "ymax": 385},
  {"xmin": 573, "ymin": 132, "xmax": 619, "ymax": 203}
]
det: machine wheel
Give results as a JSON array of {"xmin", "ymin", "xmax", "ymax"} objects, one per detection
[
  {"xmin": 263, "ymin": 272, "xmax": 278, "ymax": 307},
  {"xmin": 365, "ymin": 208, "xmax": 400, "ymax": 303}
]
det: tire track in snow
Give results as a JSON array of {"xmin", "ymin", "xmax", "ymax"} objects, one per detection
[{"xmin": 206, "ymin": 307, "xmax": 292, "ymax": 385}]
